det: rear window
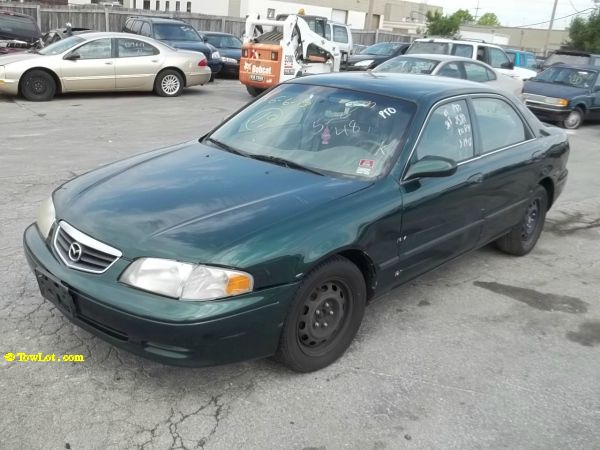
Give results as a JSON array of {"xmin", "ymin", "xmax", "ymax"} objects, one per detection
[
  {"xmin": 407, "ymin": 41, "xmax": 450, "ymax": 55},
  {"xmin": 374, "ymin": 56, "xmax": 438, "ymax": 74},
  {"xmin": 0, "ymin": 14, "xmax": 40, "ymax": 41},
  {"xmin": 545, "ymin": 52, "xmax": 590, "ymax": 67}
]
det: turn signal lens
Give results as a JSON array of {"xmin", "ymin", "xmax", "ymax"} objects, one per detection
[
  {"xmin": 226, "ymin": 274, "xmax": 253, "ymax": 296},
  {"xmin": 557, "ymin": 98, "xmax": 568, "ymax": 107}
]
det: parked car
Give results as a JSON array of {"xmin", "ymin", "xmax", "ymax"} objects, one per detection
[
  {"xmin": 523, "ymin": 64, "xmax": 600, "ymax": 129},
  {"xmin": 543, "ymin": 49, "xmax": 600, "ymax": 70},
  {"xmin": 343, "ymin": 41, "xmax": 409, "ymax": 71},
  {"xmin": 505, "ymin": 49, "xmax": 538, "ymax": 71},
  {"xmin": 0, "ymin": 32, "xmax": 212, "ymax": 101},
  {"xmin": 0, "ymin": 10, "xmax": 41, "ymax": 55},
  {"xmin": 374, "ymin": 54, "xmax": 523, "ymax": 98},
  {"xmin": 24, "ymin": 73, "xmax": 569, "ymax": 372},
  {"xmin": 407, "ymin": 38, "xmax": 537, "ymax": 80},
  {"xmin": 122, "ymin": 16, "xmax": 222, "ymax": 81},
  {"xmin": 41, "ymin": 25, "xmax": 91, "ymax": 47},
  {"xmin": 200, "ymin": 31, "xmax": 241, "ymax": 77}
]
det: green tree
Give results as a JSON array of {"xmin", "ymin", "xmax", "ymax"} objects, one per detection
[
  {"xmin": 452, "ymin": 9, "xmax": 474, "ymax": 25},
  {"xmin": 425, "ymin": 10, "xmax": 461, "ymax": 37},
  {"xmin": 477, "ymin": 12, "xmax": 501, "ymax": 26},
  {"xmin": 569, "ymin": 12, "xmax": 600, "ymax": 53}
]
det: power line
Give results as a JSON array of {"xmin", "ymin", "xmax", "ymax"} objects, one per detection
[{"xmin": 514, "ymin": 7, "xmax": 595, "ymax": 28}]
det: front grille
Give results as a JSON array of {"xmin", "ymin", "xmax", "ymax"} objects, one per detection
[
  {"xmin": 53, "ymin": 221, "xmax": 122, "ymax": 274},
  {"xmin": 523, "ymin": 93, "xmax": 546, "ymax": 104}
]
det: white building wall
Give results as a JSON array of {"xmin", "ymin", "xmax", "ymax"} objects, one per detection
[
  {"xmin": 119, "ymin": 0, "xmax": 228, "ymax": 15},
  {"xmin": 346, "ymin": 10, "xmax": 365, "ymax": 29}
]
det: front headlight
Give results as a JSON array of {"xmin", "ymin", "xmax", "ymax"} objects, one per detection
[
  {"xmin": 545, "ymin": 97, "xmax": 569, "ymax": 107},
  {"xmin": 120, "ymin": 258, "xmax": 254, "ymax": 301},
  {"xmin": 354, "ymin": 59, "xmax": 374, "ymax": 67},
  {"xmin": 36, "ymin": 196, "xmax": 55, "ymax": 240},
  {"xmin": 221, "ymin": 56, "xmax": 238, "ymax": 64},
  {"xmin": 211, "ymin": 51, "xmax": 221, "ymax": 60}
]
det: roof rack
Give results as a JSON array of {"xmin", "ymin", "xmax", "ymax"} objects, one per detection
[
  {"xmin": 454, "ymin": 37, "xmax": 487, "ymax": 43},
  {"xmin": 125, "ymin": 14, "xmax": 186, "ymax": 21}
]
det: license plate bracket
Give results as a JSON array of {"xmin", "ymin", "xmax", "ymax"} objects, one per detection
[{"xmin": 35, "ymin": 269, "xmax": 76, "ymax": 318}]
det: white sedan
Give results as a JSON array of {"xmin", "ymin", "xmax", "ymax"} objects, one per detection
[
  {"xmin": 0, "ymin": 32, "xmax": 212, "ymax": 101},
  {"xmin": 373, "ymin": 54, "xmax": 523, "ymax": 99}
]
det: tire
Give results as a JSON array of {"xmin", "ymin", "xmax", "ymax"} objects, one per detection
[
  {"xmin": 245, "ymin": 85, "xmax": 264, "ymax": 97},
  {"xmin": 21, "ymin": 70, "xmax": 56, "ymax": 102},
  {"xmin": 154, "ymin": 69, "xmax": 183, "ymax": 97},
  {"xmin": 209, "ymin": 72, "xmax": 216, "ymax": 82},
  {"xmin": 275, "ymin": 256, "xmax": 367, "ymax": 372},
  {"xmin": 495, "ymin": 186, "xmax": 548, "ymax": 256},
  {"xmin": 562, "ymin": 107, "xmax": 583, "ymax": 130}
]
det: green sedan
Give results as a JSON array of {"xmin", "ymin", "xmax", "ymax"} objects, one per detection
[{"xmin": 24, "ymin": 73, "xmax": 570, "ymax": 372}]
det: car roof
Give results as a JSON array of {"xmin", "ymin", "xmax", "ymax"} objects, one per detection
[
  {"xmin": 552, "ymin": 49, "xmax": 600, "ymax": 57},
  {"xmin": 289, "ymin": 72, "xmax": 499, "ymax": 103},
  {"xmin": 414, "ymin": 38, "xmax": 502, "ymax": 49},
  {"xmin": 76, "ymin": 31, "xmax": 166, "ymax": 43},
  {"xmin": 544, "ymin": 64, "xmax": 599, "ymax": 71},
  {"xmin": 202, "ymin": 31, "xmax": 234, "ymax": 36},
  {"xmin": 395, "ymin": 54, "xmax": 483, "ymax": 63}
]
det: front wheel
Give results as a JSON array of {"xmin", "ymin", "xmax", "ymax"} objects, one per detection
[
  {"xmin": 21, "ymin": 70, "xmax": 56, "ymax": 102},
  {"xmin": 495, "ymin": 186, "xmax": 548, "ymax": 256},
  {"xmin": 275, "ymin": 256, "xmax": 366, "ymax": 372},
  {"xmin": 154, "ymin": 70, "xmax": 183, "ymax": 97},
  {"xmin": 562, "ymin": 107, "xmax": 583, "ymax": 129},
  {"xmin": 245, "ymin": 85, "xmax": 264, "ymax": 97}
]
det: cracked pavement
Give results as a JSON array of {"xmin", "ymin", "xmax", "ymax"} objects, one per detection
[{"xmin": 1, "ymin": 81, "xmax": 599, "ymax": 450}]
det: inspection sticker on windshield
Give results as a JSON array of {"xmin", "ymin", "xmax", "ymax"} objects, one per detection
[{"xmin": 357, "ymin": 159, "xmax": 375, "ymax": 175}]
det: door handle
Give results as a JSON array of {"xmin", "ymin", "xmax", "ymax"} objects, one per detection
[
  {"xmin": 531, "ymin": 150, "xmax": 544, "ymax": 161},
  {"xmin": 151, "ymin": 59, "xmax": 159, "ymax": 63},
  {"xmin": 104, "ymin": 61, "xmax": 113, "ymax": 65},
  {"xmin": 467, "ymin": 173, "xmax": 483, "ymax": 184}
]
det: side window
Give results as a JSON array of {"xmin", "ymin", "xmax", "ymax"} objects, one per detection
[
  {"xmin": 452, "ymin": 44, "xmax": 472, "ymax": 58},
  {"xmin": 437, "ymin": 62, "xmax": 463, "ymax": 79},
  {"xmin": 464, "ymin": 62, "xmax": 492, "ymax": 82},
  {"xmin": 524, "ymin": 54, "xmax": 536, "ymax": 69},
  {"xmin": 472, "ymin": 98, "xmax": 528, "ymax": 153},
  {"xmin": 123, "ymin": 19, "xmax": 132, "ymax": 32},
  {"xmin": 131, "ymin": 20, "xmax": 143, "ymax": 34},
  {"xmin": 324, "ymin": 25, "xmax": 331, "ymax": 40},
  {"xmin": 74, "ymin": 38, "xmax": 112, "ymax": 60},
  {"xmin": 140, "ymin": 22, "xmax": 151, "ymax": 37},
  {"xmin": 333, "ymin": 25, "xmax": 348, "ymax": 43},
  {"xmin": 489, "ymin": 48, "xmax": 510, "ymax": 68},
  {"xmin": 414, "ymin": 100, "xmax": 474, "ymax": 163},
  {"xmin": 118, "ymin": 38, "xmax": 158, "ymax": 57}
]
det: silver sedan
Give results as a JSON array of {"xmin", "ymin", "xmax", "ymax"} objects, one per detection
[
  {"xmin": 0, "ymin": 32, "xmax": 212, "ymax": 101},
  {"xmin": 373, "ymin": 54, "xmax": 524, "ymax": 99}
]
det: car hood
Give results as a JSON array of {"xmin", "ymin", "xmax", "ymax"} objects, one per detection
[
  {"xmin": 55, "ymin": 141, "xmax": 369, "ymax": 262},
  {"xmin": 161, "ymin": 40, "xmax": 214, "ymax": 55},
  {"xmin": 0, "ymin": 51, "xmax": 40, "ymax": 65},
  {"xmin": 347, "ymin": 54, "xmax": 385, "ymax": 64},
  {"xmin": 218, "ymin": 47, "xmax": 241, "ymax": 60},
  {"xmin": 523, "ymin": 81, "xmax": 589, "ymax": 98}
]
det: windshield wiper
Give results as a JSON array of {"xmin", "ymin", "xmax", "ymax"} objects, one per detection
[
  {"xmin": 204, "ymin": 137, "xmax": 248, "ymax": 157},
  {"xmin": 247, "ymin": 154, "xmax": 324, "ymax": 176}
]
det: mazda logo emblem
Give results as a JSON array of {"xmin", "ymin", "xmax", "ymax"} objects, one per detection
[{"xmin": 68, "ymin": 242, "xmax": 83, "ymax": 262}]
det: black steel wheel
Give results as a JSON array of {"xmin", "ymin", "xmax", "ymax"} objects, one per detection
[
  {"xmin": 21, "ymin": 69, "xmax": 56, "ymax": 102},
  {"xmin": 495, "ymin": 185, "xmax": 548, "ymax": 256},
  {"xmin": 275, "ymin": 256, "xmax": 366, "ymax": 372}
]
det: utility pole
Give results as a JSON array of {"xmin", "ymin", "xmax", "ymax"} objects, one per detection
[
  {"xmin": 543, "ymin": 0, "xmax": 559, "ymax": 56},
  {"xmin": 365, "ymin": 0, "xmax": 375, "ymax": 29},
  {"xmin": 474, "ymin": 0, "xmax": 481, "ymax": 22}
]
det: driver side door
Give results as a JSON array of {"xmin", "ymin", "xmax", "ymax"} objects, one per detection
[{"xmin": 60, "ymin": 38, "xmax": 116, "ymax": 92}]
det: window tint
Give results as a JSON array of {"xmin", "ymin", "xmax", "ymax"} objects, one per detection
[
  {"xmin": 118, "ymin": 38, "xmax": 158, "ymax": 57},
  {"xmin": 524, "ymin": 54, "xmax": 536, "ymax": 69},
  {"xmin": 452, "ymin": 44, "xmax": 472, "ymax": 58},
  {"xmin": 415, "ymin": 100, "xmax": 474, "ymax": 163},
  {"xmin": 131, "ymin": 20, "xmax": 143, "ymax": 34},
  {"xmin": 75, "ymin": 38, "xmax": 112, "ymax": 59},
  {"xmin": 437, "ymin": 62, "xmax": 463, "ymax": 79},
  {"xmin": 140, "ymin": 22, "xmax": 151, "ymax": 37},
  {"xmin": 473, "ymin": 98, "xmax": 527, "ymax": 153},
  {"xmin": 488, "ymin": 47, "xmax": 509, "ymax": 68},
  {"xmin": 333, "ymin": 25, "xmax": 348, "ymax": 43},
  {"xmin": 464, "ymin": 62, "xmax": 492, "ymax": 82},
  {"xmin": 407, "ymin": 41, "xmax": 450, "ymax": 55}
]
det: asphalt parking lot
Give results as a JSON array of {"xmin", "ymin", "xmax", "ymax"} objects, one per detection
[{"xmin": 1, "ymin": 80, "xmax": 599, "ymax": 450}]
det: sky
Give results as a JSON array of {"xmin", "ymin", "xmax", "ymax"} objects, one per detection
[{"xmin": 428, "ymin": 0, "xmax": 598, "ymax": 29}]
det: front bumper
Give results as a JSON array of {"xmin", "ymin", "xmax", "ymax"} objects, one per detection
[
  {"xmin": 23, "ymin": 224, "xmax": 298, "ymax": 367},
  {"xmin": 526, "ymin": 103, "xmax": 572, "ymax": 122},
  {"xmin": 0, "ymin": 78, "xmax": 19, "ymax": 96},
  {"xmin": 207, "ymin": 60, "xmax": 223, "ymax": 75},
  {"xmin": 220, "ymin": 62, "xmax": 240, "ymax": 76}
]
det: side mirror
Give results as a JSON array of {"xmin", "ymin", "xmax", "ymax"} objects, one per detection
[
  {"xmin": 501, "ymin": 61, "xmax": 515, "ymax": 70},
  {"xmin": 404, "ymin": 156, "xmax": 457, "ymax": 181},
  {"xmin": 64, "ymin": 52, "xmax": 80, "ymax": 61}
]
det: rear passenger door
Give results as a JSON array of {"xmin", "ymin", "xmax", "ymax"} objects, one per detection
[
  {"xmin": 463, "ymin": 61, "xmax": 496, "ymax": 84},
  {"xmin": 469, "ymin": 96, "xmax": 542, "ymax": 244},
  {"xmin": 115, "ymin": 38, "xmax": 163, "ymax": 90}
]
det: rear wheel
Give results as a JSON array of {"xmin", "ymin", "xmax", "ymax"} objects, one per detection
[
  {"xmin": 275, "ymin": 256, "xmax": 366, "ymax": 372},
  {"xmin": 154, "ymin": 70, "xmax": 183, "ymax": 97},
  {"xmin": 246, "ymin": 85, "xmax": 264, "ymax": 97},
  {"xmin": 495, "ymin": 186, "xmax": 548, "ymax": 256},
  {"xmin": 21, "ymin": 70, "xmax": 56, "ymax": 102},
  {"xmin": 562, "ymin": 107, "xmax": 583, "ymax": 129}
]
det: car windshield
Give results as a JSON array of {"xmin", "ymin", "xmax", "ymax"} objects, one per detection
[
  {"xmin": 206, "ymin": 83, "xmax": 415, "ymax": 180},
  {"xmin": 361, "ymin": 42, "xmax": 402, "ymax": 56},
  {"xmin": 374, "ymin": 56, "xmax": 438, "ymax": 74},
  {"xmin": 0, "ymin": 16, "xmax": 39, "ymax": 40},
  {"xmin": 154, "ymin": 24, "xmax": 200, "ymax": 41},
  {"xmin": 205, "ymin": 34, "xmax": 241, "ymax": 49},
  {"xmin": 407, "ymin": 41, "xmax": 450, "ymax": 55},
  {"xmin": 536, "ymin": 67, "xmax": 597, "ymax": 88},
  {"xmin": 545, "ymin": 53, "xmax": 590, "ymax": 67},
  {"xmin": 38, "ymin": 35, "xmax": 85, "ymax": 55}
]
